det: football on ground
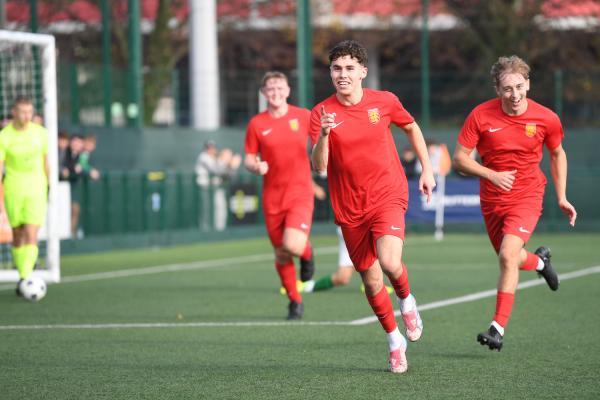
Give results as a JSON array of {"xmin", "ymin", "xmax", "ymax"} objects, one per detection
[{"xmin": 19, "ymin": 277, "xmax": 47, "ymax": 302}]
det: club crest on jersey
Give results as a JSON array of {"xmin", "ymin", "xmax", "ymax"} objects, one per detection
[
  {"xmin": 367, "ymin": 108, "xmax": 380, "ymax": 124},
  {"xmin": 289, "ymin": 118, "xmax": 299, "ymax": 132},
  {"xmin": 525, "ymin": 123, "xmax": 537, "ymax": 138}
]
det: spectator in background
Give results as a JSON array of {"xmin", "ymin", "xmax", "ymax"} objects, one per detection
[
  {"xmin": 58, "ymin": 131, "xmax": 70, "ymax": 181},
  {"xmin": 195, "ymin": 140, "xmax": 218, "ymax": 231},
  {"xmin": 79, "ymin": 134, "xmax": 100, "ymax": 180},
  {"xmin": 400, "ymin": 146, "xmax": 418, "ymax": 178},
  {"xmin": 65, "ymin": 135, "xmax": 84, "ymax": 238},
  {"xmin": 415, "ymin": 139, "xmax": 452, "ymax": 177},
  {"xmin": 214, "ymin": 147, "xmax": 241, "ymax": 230},
  {"xmin": 428, "ymin": 140, "xmax": 452, "ymax": 176},
  {"xmin": 195, "ymin": 140, "xmax": 241, "ymax": 231}
]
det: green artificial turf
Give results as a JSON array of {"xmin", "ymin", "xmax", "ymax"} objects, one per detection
[{"xmin": 0, "ymin": 233, "xmax": 598, "ymax": 399}]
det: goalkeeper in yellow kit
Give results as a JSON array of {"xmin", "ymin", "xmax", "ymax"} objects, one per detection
[{"xmin": 0, "ymin": 97, "xmax": 49, "ymax": 294}]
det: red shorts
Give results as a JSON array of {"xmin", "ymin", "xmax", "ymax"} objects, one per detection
[
  {"xmin": 264, "ymin": 201, "xmax": 314, "ymax": 248},
  {"xmin": 340, "ymin": 203, "xmax": 407, "ymax": 272},
  {"xmin": 482, "ymin": 202, "xmax": 542, "ymax": 253}
]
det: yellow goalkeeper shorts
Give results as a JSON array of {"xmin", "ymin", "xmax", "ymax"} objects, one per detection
[{"xmin": 4, "ymin": 191, "xmax": 47, "ymax": 227}]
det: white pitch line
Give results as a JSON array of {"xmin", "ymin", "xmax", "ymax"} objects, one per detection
[
  {"xmin": 0, "ymin": 237, "xmax": 441, "ymax": 291},
  {"xmin": 0, "ymin": 246, "xmax": 340, "ymax": 291},
  {"xmin": 350, "ymin": 265, "xmax": 600, "ymax": 325},
  {"xmin": 0, "ymin": 321, "xmax": 350, "ymax": 330},
  {"xmin": 1, "ymin": 265, "xmax": 598, "ymax": 331}
]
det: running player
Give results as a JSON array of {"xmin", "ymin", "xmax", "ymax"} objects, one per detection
[
  {"xmin": 0, "ymin": 97, "xmax": 49, "ymax": 295},
  {"xmin": 311, "ymin": 40, "xmax": 436, "ymax": 373},
  {"xmin": 245, "ymin": 71, "xmax": 316, "ymax": 320},
  {"xmin": 453, "ymin": 55, "xmax": 577, "ymax": 351}
]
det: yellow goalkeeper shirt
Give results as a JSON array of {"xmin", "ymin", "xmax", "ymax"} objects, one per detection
[{"xmin": 0, "ymin": 122, "xmax": 48, "ymax": 195}]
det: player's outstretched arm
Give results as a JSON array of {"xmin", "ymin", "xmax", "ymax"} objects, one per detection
[
  {"xmin": 402, "ymin": 122, "xmax": 436, "ymax": 202},
  {"xmin": 453, "ymin": 143, "xmax": 516, "ymax": 192},
  {"xmin": 549, "ymin": 144, "xmax": 577, "ymax": 226},
  {"xmin": 244, "ymin": 153, "xmax": 268, "ymax": 176}
]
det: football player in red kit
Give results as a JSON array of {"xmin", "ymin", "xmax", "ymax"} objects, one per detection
[
  {"xmin": 453, "ymin": 55, "xmax": 577, "ymax": 351},
  {"xmin": 245, "ymin": 71, "xmax": 317, "ymax": 320},
  {"xmin": 311, "ymin": 40, "xmax": 436, "ymax": 373}
]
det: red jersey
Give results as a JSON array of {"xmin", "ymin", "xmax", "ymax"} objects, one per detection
[
  {"xmin": 309, "ymin": 89, "xmax": 414, "ymax": 226},
  {"xmin": 458, "ymin": 98, "xmax": 564, "ymax": 205},
  {"xmin": 245, "ymin": 105, "xmax": 313, "ymax": 215}
]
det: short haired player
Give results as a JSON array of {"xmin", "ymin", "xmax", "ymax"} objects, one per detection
[
  {"xmin": 453, "ymin": 56, "xmax": 577, "ymax": 351},
  {"xmin": 311, "ymin": 40, "xmax": 436, "ymax": 373},
  {"xmin": 0, "ymin": 97, "xmax": 50, "ymax": 296},
  {"xmin": 245, "ymin": 71, "xmax": 317, "ymax": 320}
]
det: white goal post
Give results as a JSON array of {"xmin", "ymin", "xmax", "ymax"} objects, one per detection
[{"xmin": 0, "ymin": 30, "xmax": 60, "ymax": 283}]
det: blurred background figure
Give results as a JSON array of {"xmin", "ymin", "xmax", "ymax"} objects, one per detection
[
  {"xmin": 58, "ymin": 131, "xmax": 70, "ymax": 181},
  {"xmin": 215, "ymin": 147, "xmax": 241, "ymax": 230},
  {"xmin": 195, "ymin": 140, "xmax": 241, "ymax": 231},
  {"xmin": 400, "ymin": 146, "xmax": 418, "ymax": 178},
  {"xmin": 79, "ymin": 133, "xmax": 101, "ymax": 181},
  {"xmin": 65, "ymin": 135, "xmax": 84, "ymax": 238},
  {"xmin": 195, "ymin": 140, "xmax": 218, "ymax": 231},
  {"xmin": 415, "ymin": 139, "xmax": 452, "ymax": 177}
]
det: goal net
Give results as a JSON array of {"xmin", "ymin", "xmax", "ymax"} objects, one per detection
[{"xmin": 0, "ymin": 30, "xmax": 60, "ymax": 283}]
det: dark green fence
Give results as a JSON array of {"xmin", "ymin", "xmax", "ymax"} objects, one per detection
[
  {"xmin": 76, "ymin": 164, "xmax": 599, "ymax": 239},
  {"xmin": 77, "ymin": 171, "xmax": 336, "ymax": 237},
  {"xmin": 78, "ymin": 172, "xmax": 264, "ymax": 236}
]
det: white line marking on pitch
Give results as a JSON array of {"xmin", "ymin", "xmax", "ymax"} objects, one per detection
[
  {"xmin": 0, "ymin": 239, "xmax": 438, "ymax": 291},
  {"xmin": 350, "ymin": 265, "xmax": 600, "ymax": 325},
  {"xmin": 0, "ymin": 246, "xmax": 340, "ymax": 291},
  {"xmin": 0, "ymin": 321, "xmax": 351, "ymax": 330},
  {"xmin": 1, "ymin": 265, "xmax": 598, "ymax": 331}
]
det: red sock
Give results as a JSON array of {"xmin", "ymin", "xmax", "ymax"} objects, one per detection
[
  {"xmin": 520, "ymin": 251, "xmax": 539, "ymax": 271},
  {"xmin": 275, "ymin": 262, "xmax": 301, "ymax": 303},
  {"xmin": 366, "ymin": 286, "xmax": 397, "ymax": 333},
  {"xmin": 300, "ymin": 241, "xmax": 312, "ymax": 261},
  {"xmin": 390, "ymin": 263, "xmax": 411, "ymax": 299},
  {"xmin": 493, "ymin": 291, "xmax": 515, "ymax": 328}
]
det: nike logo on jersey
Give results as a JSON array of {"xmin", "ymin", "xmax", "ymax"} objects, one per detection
[
  {"xmin": 300, "ymin": 223, "xmax": 309, "ymax": 230},
  {"xmin": 518, "ymin": 226, "xmax": 531, "ymax": 234},
  {"xmin": 331, "ymin": 121, "xmax": 344, "ymax": 129},
  {"xmin": 261, "ymin": 128, "xmax": 272, "ymax": 136},
  {"xmin": 488, "ymin": 127, "xmax": 503, "ymax": 133},
  {"xmin": 390, "ymin": 225, "xmax": 402, "ymax": 231}
]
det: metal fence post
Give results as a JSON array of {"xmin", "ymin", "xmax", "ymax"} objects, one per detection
[
  {"xmin": 121, "ymin": 171, "xmax": 129, "ymax": 233},
  {"xmin": 70, "ymin": 63, "xmax": 80, "ymax": 125},
  {"xmin": 102, "ymin": 172, "xmax": 111, "ymax": 233},
  {"xmin": 554, "ymin": 69, "xmax": 563, "ymax": 119}
]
